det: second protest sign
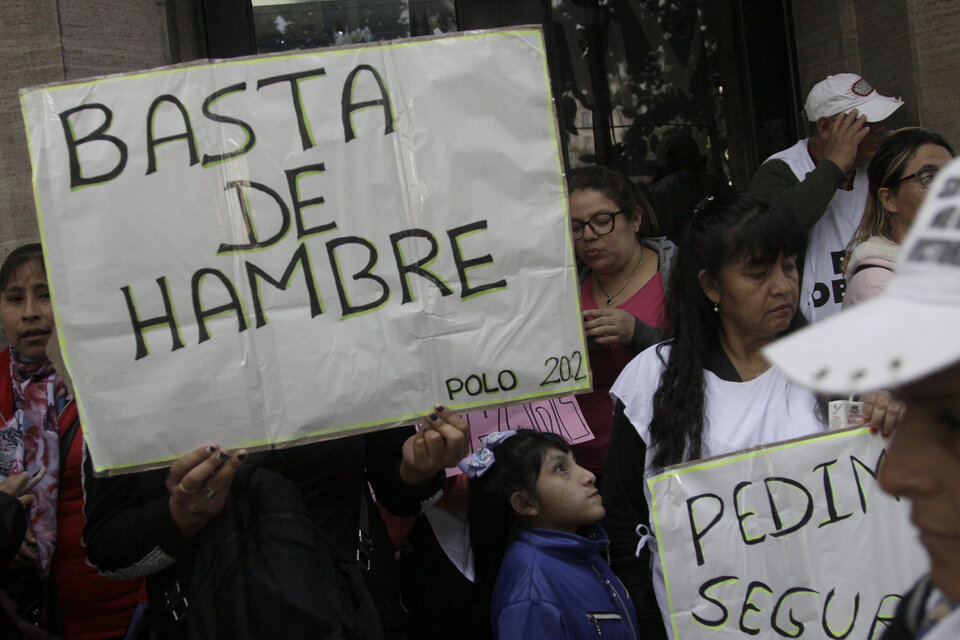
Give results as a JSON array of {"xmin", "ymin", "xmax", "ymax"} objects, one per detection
[{"xmin": 648, "ymin": 428, "xmax": 926, "ymax": 639}]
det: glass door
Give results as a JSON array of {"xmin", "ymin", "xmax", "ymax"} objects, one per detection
[{"xmin": 250, "ymin": 0, "xmax": 458, "ymax": 52}]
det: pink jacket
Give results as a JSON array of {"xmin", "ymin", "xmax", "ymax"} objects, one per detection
[{"xmin": 843, "ymin": 236, "xmax": 898, "ymax": 309}]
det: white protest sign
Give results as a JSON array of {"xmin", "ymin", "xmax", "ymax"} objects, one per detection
[
  {"xmin": 20, "ymin": 27, "xmax": 589, "ymax": 474},
  {"xmin": 648, "ymin": 428, "xmax": 926, "ymax": 639}
]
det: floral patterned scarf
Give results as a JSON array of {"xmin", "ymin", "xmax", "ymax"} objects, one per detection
[{"xmin": 0, "ymin": 348, "xmax": 67, "ymax": 573}]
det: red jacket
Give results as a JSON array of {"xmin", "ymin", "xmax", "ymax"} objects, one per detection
[
  {"xmin": 1, "ymin": 348, "xmax": 142, "ymax": 639},
  {"xmin": 52, "ymin": 398, "xmax": 143, "ymax": 639}
]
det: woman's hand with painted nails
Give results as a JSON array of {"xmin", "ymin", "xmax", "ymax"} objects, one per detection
[
  {"xmin": 400, "ymin": 406, "xmax": 471, "ymax": 486},
  {"xmin": 166, "ymin": 444, "xmax": 247, "ymax": 539},
  {"xmin": 862, "ymin": 390, "xmax": 905, "ymax": 437}
]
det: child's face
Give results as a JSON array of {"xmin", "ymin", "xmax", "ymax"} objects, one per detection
[{"xmin": 524, "ymin": 448, "xmax": 605, "ymax": 533}]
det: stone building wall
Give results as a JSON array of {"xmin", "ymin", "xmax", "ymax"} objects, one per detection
[
  {"xmin": 908, "ymin": 0, "xmax": 960, "ymax": 144},
  {"xmin": 0, "ymin": 0, "xmax": 199, "ymax": 258},
  {"xmin": 1, "ymin": 0, "xmax": 64, "ymax": 255},
  {"xmin": 790, "ymin": 0, "xmax": 959, "ymax": 145}
]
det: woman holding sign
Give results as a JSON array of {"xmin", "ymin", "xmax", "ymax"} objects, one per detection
[
  {"xmin": 568, "ymin": 166, "xmax": 673, "ymax": 478},
  {"xmin": 600, "ymin": 192, "xmax": 826, "ymax": 638}
]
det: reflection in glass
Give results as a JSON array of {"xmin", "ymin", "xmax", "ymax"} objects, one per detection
[
  {"xmin": 547, "ymin": 1, "xmax": 733, "ymax": 241},
  {"xmin": 548, "ymin": 1, "xmax": 729, "ymax": 180},
  {"xmin": 251, "ymin": 0, "xmax": 457, "ymax": 53}
]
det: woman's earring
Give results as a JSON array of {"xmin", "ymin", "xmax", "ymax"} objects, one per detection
[{"xmin": 713, "ymin": 302, "xmax": 719, "ymax": 313}]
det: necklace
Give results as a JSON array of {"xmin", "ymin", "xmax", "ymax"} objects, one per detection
[
  {"xmin": 719, "ymin": 335, "xmax": 771, "ymax": 381},
  {"xmin": 597, "ymin": 250, "xmax": 644, "ymax": 305},
  {"xmin": 737, "ymin": 361, "xmax": 771, "ymax": 381},
  {"xmin": 731, "ymin": 353, "xmax": 771, "ymax": 380}
]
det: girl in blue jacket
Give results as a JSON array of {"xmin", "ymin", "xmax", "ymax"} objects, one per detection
[{"xmin": 461, "ymin": 430, "xmax": 640, "ymax": 639}]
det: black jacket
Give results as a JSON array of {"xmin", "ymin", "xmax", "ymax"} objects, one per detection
[
  {"xmin": 82, "ymin": 427, "xmax": 443, "ymax": 637},
  {"xmin": 0, "ymin": 492, "xmax": 26, "ymax": 565}
]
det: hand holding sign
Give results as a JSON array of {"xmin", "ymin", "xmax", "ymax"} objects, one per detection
[
  {"xmin": 861, "ymin": 390, "xmax": 904, "ymax": 436},
  {"xmin": 401, "ymin": 406, "xmax": 470, "ymax": 486},
  {"xmin": 167, "ymin": 444, "xmax": 247, "ymax": 539}
]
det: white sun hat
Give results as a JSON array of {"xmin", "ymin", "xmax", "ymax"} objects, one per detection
[
  {"xmin": 804, "ymin": 73, "xmax": 904, "ymax": 123},
  {"xmin": 765, "ymin": 154, "xmax": 960, "ymax": 395}
]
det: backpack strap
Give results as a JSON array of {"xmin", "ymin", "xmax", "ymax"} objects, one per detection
[
  {"xmin": 58, "ymin": 401, "xmax": 81, "ymax": 482},
  {"xmin": 0, "ymin": 349, "xmax": 12, "ymax": 424},
  {"xmin": 904, "ymin": 574, "xmax": 934, "ymax": 633},
  {"xmin": 358, "ymin": 486, "xmax": 373, "ymax": 571},
  {"xmin": 851, "ymin": 263, "xmax": 894, "ymax": 277}
]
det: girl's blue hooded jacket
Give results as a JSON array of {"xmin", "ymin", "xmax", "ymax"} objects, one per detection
[{"xmin": 491, "ymin": 524, "xmax": 640, "ymax": 639}]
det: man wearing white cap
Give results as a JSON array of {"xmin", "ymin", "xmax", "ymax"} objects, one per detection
[
  {"xmin": 765, "ymin": 154, "xmax": 960, "ymax": 639},
  {"xmin": 751, "ymin": 73, "xmax": 904, "ymax": 322}
]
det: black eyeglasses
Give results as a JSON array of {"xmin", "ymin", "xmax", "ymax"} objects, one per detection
[
  {"xmin": 897, "ymin": 168, "xmax": 939, "ymax": 189},
  {"xmin": 571, "ymin": 211, "xmax": 625, "ymax": 240}
]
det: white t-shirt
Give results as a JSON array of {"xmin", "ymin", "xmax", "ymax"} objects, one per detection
[
  {"xmin": 926, "ymin": 607, "xmax": 960, "ymax": 640},
  {"xmin": 764, "ymin": 139, "xmax": 868, "ymax": 322},
  {"xmin": 610, "ymin": 342, "xmax": 826, "ymax": 637}
]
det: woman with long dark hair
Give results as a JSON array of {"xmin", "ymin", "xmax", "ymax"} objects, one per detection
[{"xmin": 600, "ymin": 192, "xmax": 827, "ymax": 638}]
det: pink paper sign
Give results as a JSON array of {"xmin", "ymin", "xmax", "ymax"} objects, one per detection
[{"xmin": 449, "ymin": 396, "xmax": 594, "ymax": 476}]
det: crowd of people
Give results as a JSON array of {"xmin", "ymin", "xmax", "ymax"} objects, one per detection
[{"xmin": 0, "ymin": 71, "xmax": 956, "ymax": 640}]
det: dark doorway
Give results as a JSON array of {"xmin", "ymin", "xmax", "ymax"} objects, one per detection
[{"xmin": 199, "ymin": 0, "xmax": 800, "ymax": 188}]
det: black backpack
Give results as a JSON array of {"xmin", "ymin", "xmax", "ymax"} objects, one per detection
[{"xmin": 185, "ymin": 465, "xmax": 383, "ymax": 640}]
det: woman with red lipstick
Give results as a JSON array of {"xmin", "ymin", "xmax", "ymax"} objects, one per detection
[
  {"xmin": 600, "ymin": 192, "xmax": 826, "ymax": 638},
  {"xmin": 567, "ymin": 166, "xmax": 673, "ymax": 478},
  {"xmin": 0, "ymin": 243, "xmax": 141, "ymax": 639}
]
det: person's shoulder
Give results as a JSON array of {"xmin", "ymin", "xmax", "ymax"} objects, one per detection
[
  {"xmin": 634, "ymin": 341, "xmax": 671, "ymax": 370},
  {"xmin": 751, "ymin": 157, "xmax": 798, "ymax": 184},
  {"xmin": 845, "ymin": 236, "xmax": 899, "ymax": 275},
  {"xmin": 501, "ymin": 534, "xmax": 545, "ymax": 566},
  {"xmin": 641, "ymin": 235, "xmax": 676, "ymax": 257},
  {"xmin": 843, "ymin": 265, "xmax": 895, "ymax": 310},
  {"xmin": 494, "ymin": 538, "xmax": 550, "ymax": 599},
  {"xmin": 611, "ymin": 341, "xmax": 670, "ymax": 401},
  {"xmin": 843, "ymin": 237, "xmax": 898, "ymax": 309},
  {"xmin": 750, "ymin": 140, "xmax": 810, "ymax": 188},
  {"xmin": 759, "ymin": 138, "xmax": 810, "ymax": 165}
]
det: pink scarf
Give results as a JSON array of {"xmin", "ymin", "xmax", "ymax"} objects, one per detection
[{"xmin": 0, "ymin": 349, "xmax": 66, "ymax": 573}]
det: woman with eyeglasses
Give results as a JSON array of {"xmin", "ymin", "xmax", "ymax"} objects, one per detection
[
  {"xmin": 843, "ymin": 128, "xmax": 954, "ymax": 308},
  {"xmin": 567, "ymin": 166, "xmax": 674, "ymax": 480}
]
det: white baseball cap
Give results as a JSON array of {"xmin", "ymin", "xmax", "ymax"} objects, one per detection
[
  {"xmin": 765, "ymin": 155, "xmax": 960, "ymax": 395},
  {"xmin": 804, "ymin": 73, "xmax": 904, "ymax": 122}
]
